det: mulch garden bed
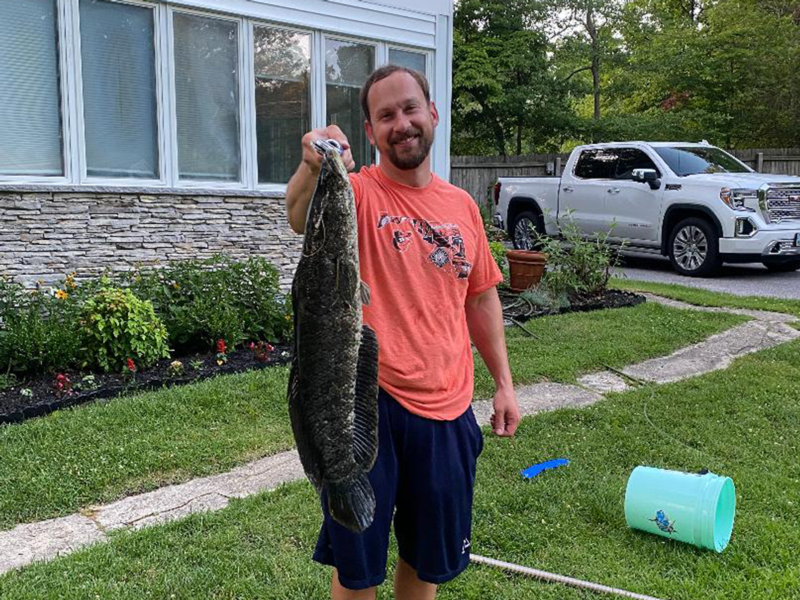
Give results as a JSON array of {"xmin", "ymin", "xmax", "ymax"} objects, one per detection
[
  {"xmin": 0, "ymin": 344, "xmax": 292, "ymax": 426},
  {"xmin": 500, "ymin": 289, "xmax": 647, "ymax": 323},
  {"xmin": 1, "ymin": 290, "xmax": 646, "ymax": 427}
]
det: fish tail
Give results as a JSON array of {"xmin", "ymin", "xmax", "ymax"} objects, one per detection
[{"xmin": 327, "ymin": 473, "xmax": 376, "ymax": 533}]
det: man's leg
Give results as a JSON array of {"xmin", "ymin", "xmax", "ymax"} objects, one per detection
[
  {"xmin": 332, "ymin": 569, "xmax": 376, "ymax": 600},
  {"xmin": 394, "ymin": 557, "xmax": 437, "ymax": 600}
]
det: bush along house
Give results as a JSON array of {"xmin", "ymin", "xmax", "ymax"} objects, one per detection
[{"xmin": 0, "ymin": 0, "xmax": 454, "ymax": 288}]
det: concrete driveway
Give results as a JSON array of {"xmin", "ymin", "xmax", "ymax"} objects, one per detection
[{"xmin": 615, "ymin": 255, "xmax": 800, "ymax": 299}]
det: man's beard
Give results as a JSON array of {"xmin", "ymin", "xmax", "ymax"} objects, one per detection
[{"xmin": 385, "ymin": 126, "xmax": 434, "ymax": 170}]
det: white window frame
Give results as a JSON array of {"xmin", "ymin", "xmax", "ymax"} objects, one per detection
[
  {"xmin": 167, "ymin": 5, "xmax": 249, "ymax": 189},
  {"xmin": 0, "ymin": 0, "xmax": 440, "ymax": 189},
  {"xmin": 251, "ymin": 20, "xmax": 315, "ymax": 193},
  {"xmin": 72, "ymin": 0, "xmax": 167, "ymax": 186}
]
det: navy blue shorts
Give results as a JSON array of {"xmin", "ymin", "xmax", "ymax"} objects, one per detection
[{"xmin": 312, "ymin": 388, "xmax": 484, "ymax": 590}]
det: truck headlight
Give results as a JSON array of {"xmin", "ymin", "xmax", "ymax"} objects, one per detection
[{"xmin": 720, "ymin": 188, "xmax": 757, "ymax": 211}]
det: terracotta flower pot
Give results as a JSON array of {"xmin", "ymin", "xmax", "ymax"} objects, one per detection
[{"xmin": 506, "ymin": 250, "xmax": 547, "ymax": 292}]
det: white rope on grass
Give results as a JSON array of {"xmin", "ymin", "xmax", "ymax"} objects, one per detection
[{"xmin": 469, "ymin": 554, "xmax": 668, "ymax": 600}]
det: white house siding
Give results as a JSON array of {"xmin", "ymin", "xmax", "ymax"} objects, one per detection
[{"xmin": 0, "ymin": 0, "xmax": 454, "ymax": 287}]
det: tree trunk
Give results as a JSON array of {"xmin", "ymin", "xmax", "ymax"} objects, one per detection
[{"xmin": 586, "ymin": 4, "xmax": 601, "ymax": 123}]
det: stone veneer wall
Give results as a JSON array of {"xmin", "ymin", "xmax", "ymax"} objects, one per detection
[{"xmin": 0, "ymin": 188, "xmax": 302, "ymax": 289}]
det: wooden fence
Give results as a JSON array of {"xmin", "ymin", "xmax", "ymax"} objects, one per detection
[{"xmin": 451, "ymin": 148, "xmax": 800, "ymax": 209}]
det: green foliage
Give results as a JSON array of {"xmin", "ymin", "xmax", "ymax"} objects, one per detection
[
  {"xmin": 0, "ymin": 277, "xmax": 84, "ymax": 375},
  {"xmin": 520, "ymin": 281, "xmax": 571, "ymax": 313},
  {"xmin": 126, "ymin": 255, "xmax": 292, "ymax": 354},
  {"xmin": 489, "ymin": 241, "xmax": 509, "ymax": 280},
  {"xmin": 534, "ymin": 215, "xmax": 621, "ymax": 301},
  {"xmin": 453, "ymin": 0, "xmax": 800, "ymax": 151},
  {"xmin": 0, "ymin": 372, "xmax": 17, "ymax": 391},
  {"xmin": 452, "ymin": 0, "xmax": 577, "ymax": 155},
  {"xmin": 80, "ymin": 287, "xmax": 170, "ymax": 373}
]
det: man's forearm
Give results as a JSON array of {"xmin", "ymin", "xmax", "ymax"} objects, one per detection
[
  {"xmin": 465, "ymin": 287, "xmax": 513, "ymax": 391},
  {"xmin": 285, "ymin": 162, "xmax": 319, "ymax": 234}
]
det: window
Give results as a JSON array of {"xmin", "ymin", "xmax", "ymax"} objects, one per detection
[
  {"xmin": 615, "ymin": 148, "xmax": 659, "ymax": 180},
  {"xmin": 325, "ymin": 39, "xmax": 375, "ymax": 170},
  {"xmin": 389, "ymin": 48, "xmax": 426, "ymax": 75},
  {"xmin": 173, "ymin": 12, "xmax": 240, "ymax": 181},
  {"xmin": 0, "ymin": 0, "xmax": 63, "ymax": 176},
  {"xmin": 574, "ymin": 149, "xmax": 617, "ymax": 180},
  {"xmin": 254, "ymin": 27, "xmax": 311, "ymax": 184},
  {"xmin": 655, "ymin": 146, "xmax": 750, "ymax": 176},
  {"xmin": 80, "ymin": 0, "xmax": 158, "ymax": 179}
]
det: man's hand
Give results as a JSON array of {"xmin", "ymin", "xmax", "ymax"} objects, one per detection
[
  {"xmin": 287, "ymin": 124, "xmax": 355, "ymax": 233},
  {"xmin": 490, "ymin": 386, "xmax": 520, "ymax": 437},
  {"xmin": 300, "ymin": 125, "xmax": 355, "ymax": 175}
]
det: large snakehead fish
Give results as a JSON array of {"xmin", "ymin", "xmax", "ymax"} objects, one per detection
[{"xmin": 288, "ymin": 140, "xmax": 379, "ymax": 533}]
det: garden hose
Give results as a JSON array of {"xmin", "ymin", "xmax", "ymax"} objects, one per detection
[{"xmin": 470, "ymin": 554, "xmax": 667, "ymax": 600}]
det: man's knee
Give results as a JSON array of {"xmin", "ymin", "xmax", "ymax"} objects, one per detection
[{"xmin": 331, "ymin": 569, "xmax": 377, "ymax": 600}]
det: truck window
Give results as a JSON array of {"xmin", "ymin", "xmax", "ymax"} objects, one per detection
[
  {"xmin": 654, "ymin": 146, "xmax": 751, "ymax": 176},
  {"xmin": 574, "ymin": 149, "xmax": 617, "ymax": 179},
  {"xmin": 615, "ymin": 148, "xmax": 660, "ymax": 180}
]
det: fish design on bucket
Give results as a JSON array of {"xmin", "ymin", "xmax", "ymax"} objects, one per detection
[
  {"xmin": 650, "ymin": 510, "xmax": 677, "ymax": 534},
  {"xmin": 288, "ymin": 141, "xmax": 380, "ymax": 533}
]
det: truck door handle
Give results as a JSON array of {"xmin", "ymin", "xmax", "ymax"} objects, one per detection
[
  {"xmin": 607, "ymin": 188, "xmax": 621, "ymax": 195},
  {"xmin": 562, "ymin": 186, "xmax": 574, "ymax": 193}
]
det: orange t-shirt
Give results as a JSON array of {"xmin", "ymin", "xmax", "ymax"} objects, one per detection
[{"xmin": 350, "ymin": 165, "xmax": 503, "ymax": 421}]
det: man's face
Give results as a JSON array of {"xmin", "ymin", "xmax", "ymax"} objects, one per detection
[{"xmin": 364, "ymin": 72, "xmax": 438, "ymax": 171}]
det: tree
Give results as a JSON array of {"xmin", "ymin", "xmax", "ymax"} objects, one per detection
[{"xmin": 452, "ymin": 0, "xmax": 575, "ymax": 155}]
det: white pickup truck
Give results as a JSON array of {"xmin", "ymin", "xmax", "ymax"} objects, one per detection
[{"xmin": 493, "ymin": 141, "xmax": 800, "ymax": 276}]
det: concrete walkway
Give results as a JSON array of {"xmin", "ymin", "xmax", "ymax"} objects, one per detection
[{"xmin": 1, "ymin": 295, "xmax": 797, "ymax": 576}]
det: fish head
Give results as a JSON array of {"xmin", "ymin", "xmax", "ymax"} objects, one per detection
[{"xmin": 304, "ymin": 149, "xmax": 355, "ymax": 245}]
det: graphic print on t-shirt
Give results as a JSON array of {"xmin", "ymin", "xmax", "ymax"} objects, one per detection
[{"xmin": 377, "ymin": 212, "xmax": 472, "ymax": 279}]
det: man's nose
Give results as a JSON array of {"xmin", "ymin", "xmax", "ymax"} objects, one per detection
[{"xmin": 392, "ymin": 112, "xmax": 412, "ymax": 133}]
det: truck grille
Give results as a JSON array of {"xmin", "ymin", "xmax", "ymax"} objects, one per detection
[{"xmin": 761, "ymin": 187, "xmax": 800, "ymax": 223}]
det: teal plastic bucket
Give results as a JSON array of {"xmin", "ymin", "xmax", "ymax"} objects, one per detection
[{"xmin": 624, "ymin": 466, "xmax": 736, "ymax": 552}]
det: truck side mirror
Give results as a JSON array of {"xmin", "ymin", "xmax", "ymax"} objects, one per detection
[{"xmin": 632, "ymin": 168, "xmax": 661, "ymax": 190}]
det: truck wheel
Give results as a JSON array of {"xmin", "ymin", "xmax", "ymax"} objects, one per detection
[
  {"xmin": 511, "ymin": 211, "xmax": 542, "ymax": 250},
  {"xmin": 762, "ymin": 260, "xmax": 800, "ymax": 273},
  {"xmin": 668, "ymin": 217, "xmax": 722, "ymax": 277}
]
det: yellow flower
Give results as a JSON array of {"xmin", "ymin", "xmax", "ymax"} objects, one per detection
[{"xmin": 55, "ymin": 289, "xmax": 69, "ymax": 300}]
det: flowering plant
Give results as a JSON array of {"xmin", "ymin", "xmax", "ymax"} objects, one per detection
[
  {"xmin": 53, "ymin": 373, "xmax": 73, "ymax": 398},
  {"xmin": 168, "ymin": 360, "xmax": 185, "ymax": 377},
  {"xmin": 215, "ymin": 339, "xmax": 228, "ymax": 366},
  {"xmin": 249, "ymin": 341, "xmax": 274, "ymax": 363}
]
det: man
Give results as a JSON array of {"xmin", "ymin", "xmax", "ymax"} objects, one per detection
[{"xmin": 285, "ymin": 65, "xmax": 519, "ymax": 600}]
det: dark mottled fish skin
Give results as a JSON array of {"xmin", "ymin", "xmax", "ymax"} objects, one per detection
[{"xmin": 288, "ymin": 149, "xmax": 379, "ymax": 533}]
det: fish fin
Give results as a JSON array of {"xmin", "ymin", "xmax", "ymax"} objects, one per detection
[
  {"xmin": 352, "ymin": 325, "xmax": 379, "ymax": 471},
  {"xmin": 327, "ymin": 474, "xmax": 376, "ymax": 533},
  {"xmin": 288, "ymin": 354, "xmax": 322, "ymax": 493},
  {"xmin": 360, "ymin": 281, "xmax": 371, "ymax": 306}
]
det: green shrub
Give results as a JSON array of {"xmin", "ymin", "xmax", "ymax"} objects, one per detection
[
  {"xmin": 534, "ymin": 214, "xmax": 621, "ymax": 301},
  {"xmin": 127, "ymin": 255, "xmax": 292, "ymax": 353},
  {"xmin": 0, "ymin": 277, "xmax": 83, "ymax": 375},
  {"xmin": 489, "ymin": 241, "xmax": 509, "ymax": 280},
  {"xmin": 521, "ymin": 281, "xmax": 571, "ymax": 313},
  {"xmin": 80, "ymin": 287, "xmax": 170, "ymax": 372}
]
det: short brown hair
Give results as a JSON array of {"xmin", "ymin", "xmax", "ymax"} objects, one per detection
[{"xmin": 359, "ymin": 65, "xmax": 430, "ymax": 123}]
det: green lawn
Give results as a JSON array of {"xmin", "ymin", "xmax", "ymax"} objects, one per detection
[
  {"xmin": 1, "ymin": 336, "xmax": 797, "ymax": 599},
  {"xmin": 0, "ymin": 302, "xmax": 744, "ymax": 532},
  {"xmin": 612, "ymin": 277, "xmax": 800, "ymax": 321}
]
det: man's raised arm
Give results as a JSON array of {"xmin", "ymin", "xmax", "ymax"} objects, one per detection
[{"xmin": 286, "ymin": 125, "xmax": 354, "ymax": 234}]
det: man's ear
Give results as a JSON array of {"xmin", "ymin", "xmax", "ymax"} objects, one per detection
[
  {"xmin": 430, "ymin": 101, "xmax": 439, "ymax": 127},
  {"xmin": 364, "ymin": 119, "xmax": 376, "ymax": 145}
]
